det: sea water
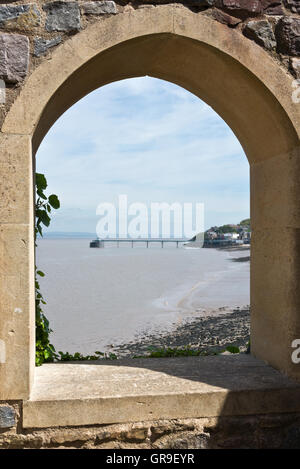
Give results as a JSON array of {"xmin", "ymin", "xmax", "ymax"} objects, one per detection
[{"xmin": 36, "ymin": 239, "xmax": 250, "ymax": 354}]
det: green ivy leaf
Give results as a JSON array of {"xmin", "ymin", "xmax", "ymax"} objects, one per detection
[
  {"xmin": 37, "ymin": 210, "xmax": 51, "ymax": 227},
  {"xmin": 48, "ymin": 194, "xmax": 60, "ymax": 210},
  {"xmin": 37, "ymin": 189, "xmax": 47, "ymax": 200},
  {"xmin": 34, "ymin": 174, "xmax": 61, "ymax": 366},
  {"xmin": 36, "ymin": 173, "xmax": 47, "ymax": 191}
]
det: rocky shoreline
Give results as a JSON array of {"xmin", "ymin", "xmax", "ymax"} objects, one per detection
[{"xmin": 111, "ymin": 306, "xmax": 250, "ymax": 358}]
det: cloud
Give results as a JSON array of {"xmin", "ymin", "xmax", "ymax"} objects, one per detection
[{"xmin": 36, "ymin": 77, "xmax": 249, "ymax": 231}]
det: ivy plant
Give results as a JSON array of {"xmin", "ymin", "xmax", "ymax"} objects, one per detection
[{"xmin": 35, "ymin": 173, "xmax": 60, "ymax": 366}]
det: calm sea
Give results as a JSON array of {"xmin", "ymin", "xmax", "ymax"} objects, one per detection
[{"xmin": 36, "ymin": 239, "xmax": 250, "ymax": 354}]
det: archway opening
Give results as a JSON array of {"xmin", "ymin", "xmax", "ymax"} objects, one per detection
[
  {"xmin": 35, "ymin": 76, "xmax": 250, "ymax": 360},
  {"xmin": 25, "ymin": 28, "xmax": 300, "ymax": 387}
]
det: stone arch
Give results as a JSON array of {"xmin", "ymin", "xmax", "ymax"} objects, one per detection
[{"xmin": 0, "ymin": 5, "xmax": 299, "ymax": 400}]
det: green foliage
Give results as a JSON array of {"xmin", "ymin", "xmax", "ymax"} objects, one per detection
[
  {"xmin": 239, "ymin": 218, "xmax": 251, "ymax": 232},
  {"xmin": 48, "ymin": 194, "xmax": 60, "ymax": 210},
  {"xmin": 132, "ymin": 345, "xmax": 243, "ymax": 359},
  {"xmin": 225, "ymin": 345, "xmax": 240, "ymax": 354},
  {"xmin": 147, "ymin": 346, "xmax": 202, "ymax": 358},
  {"xmin": 240, "ymin": 218, "xmax": 250, "ymax": 227},
  {"xmin": 57, "ymin": 351, "xmax": 118, "ymax": 361},
  {"xmin": 35, "ymin": 173, "xmax": 60, "ymax": 366},
  {"xmin": 35, "ymin": 173, "xmax": 60, "ymax": 238},
  {"xmin": 217, "ymin": 224, "xmax": 238, "ymax": 234},
  {"xmin": 35, "ymin": 269, "xmax": 58, "ymax": 366},
  {"xmin": 139, "ymin": 346, "xmax": 220, "ymax": 358},
  {"xmin": 205, "ymin": 219, "xmax": 251, "ymax": 237}
]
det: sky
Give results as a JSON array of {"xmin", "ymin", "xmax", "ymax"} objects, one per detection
[{"xmin": 36, "ymin": 77, "xmax": 250, "ymax": 235}]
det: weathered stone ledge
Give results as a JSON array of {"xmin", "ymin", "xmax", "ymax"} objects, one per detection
[{"xmin": 1, "ymin": 355, "xmax": 300, "ymax": 448}]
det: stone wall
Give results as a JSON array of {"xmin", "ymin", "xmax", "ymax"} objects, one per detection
[
  {"xmin": 0, "ymin": 1, "xmax": 299, "ymax": 449},
  {"xmin": 1, "ymin": 401, "xmax": 300, "ymax": 448},
  {"xmin": 0, "ymin": 0, "xmax": 299, "ymax": 130}
]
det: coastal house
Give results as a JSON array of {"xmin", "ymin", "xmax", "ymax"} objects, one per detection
[
  {"xmin": 223, "ymin": 233, "xmax": 239, "ymax": 240},
  {"xmin": 205, "ymin": 230, "xmax": 218, "ymax": 240}
]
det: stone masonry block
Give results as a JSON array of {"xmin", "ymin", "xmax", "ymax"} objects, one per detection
[
  {"xmin": 43, "ymin": 1, "xmax": 81, "ymax": 32},
  {"xmin": 0, "ymin": 406, "xmax": 15, "ymax": 428},
  {"xmin": 0, "ymin": 33, "xmax": 29, "ymax": 83},
  {"xmin": 34, "ymin": 36, "xmax": 62, "ymax": 57},
  {"xmin": 81, "ymin": 1, "xmax": 117, "ymax": 15},
  {"xmin": 276, "ymin": 17, "xmax": 300, "ymax": 56},
  {"xmin": 243, "ymin": 20, "xmax": 276, "ymax": 50},
  {"xmin": 0, "ymin": 4, "xmax": 40, "ymax": 31}
]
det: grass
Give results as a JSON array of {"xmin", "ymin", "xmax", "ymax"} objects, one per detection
[
  {"xmin": 55, "ymin": 344, "xmax": 246, "ymax": 362},
  {"xmin": 56, "ymin": 350, "xmax": 118, "ymax": 361}
]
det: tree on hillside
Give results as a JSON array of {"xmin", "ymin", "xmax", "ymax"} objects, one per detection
[
  {"xmin": 216, "ymin": 224, "xmax": 238, "ymax": 234},
  {"xmin": 239, "ymin": 218, "xmax": 251, "ymax": 231}
]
